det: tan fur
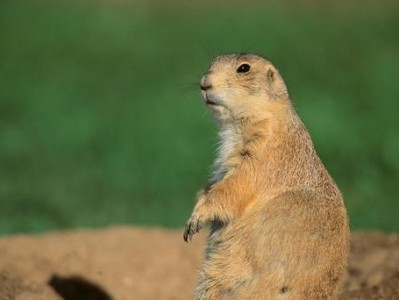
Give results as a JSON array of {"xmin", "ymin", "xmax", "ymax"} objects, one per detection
[{"xmin": 183, "ymin": 54, "xmax": 350, "ymax": 300}]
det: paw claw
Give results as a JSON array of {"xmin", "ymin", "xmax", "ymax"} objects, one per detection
[
  {"xmin": 183, "ymin": 216, "xmax": 203, "ymax": 242},
  {"xmin": 196, "ymin": 219, "xmax": 202, "ymax": 233}
]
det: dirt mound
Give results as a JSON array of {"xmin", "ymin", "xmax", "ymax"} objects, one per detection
[{"xmin": 0, "ymin": 227, "xmax": 398, "ymax": 300}]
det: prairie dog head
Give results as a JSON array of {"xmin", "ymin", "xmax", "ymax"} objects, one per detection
[{"xmin": 200, "ymin": 54, "xmax": 289, "ymax": 124}]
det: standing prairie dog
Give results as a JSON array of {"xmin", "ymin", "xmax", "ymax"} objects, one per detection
[{"xmin": 183, "ymin": 53, "xmax": 350, "ymax": 300}]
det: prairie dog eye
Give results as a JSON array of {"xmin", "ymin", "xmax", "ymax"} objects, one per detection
[{"xmin": 237, "ymin": 63, "xmax": 251, "ymax": 73}]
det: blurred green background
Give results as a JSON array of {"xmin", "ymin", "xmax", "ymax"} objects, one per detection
[{"xmin": 0, "ymin": 0, "xmax": 398, "ymax": 235}]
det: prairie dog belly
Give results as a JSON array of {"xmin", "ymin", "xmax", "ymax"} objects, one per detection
[{"xmin": 198, "ymin": 191, "xmax": 349, "ymax": 300}]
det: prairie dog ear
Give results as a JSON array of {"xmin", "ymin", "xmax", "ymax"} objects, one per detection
[
  {"xmin": 266, "ymin": 67, "xmax": 289, "ymax": 99},
  {"xmin": 266, "ymin": 68, "xmax": 275, "ymax": 82}
]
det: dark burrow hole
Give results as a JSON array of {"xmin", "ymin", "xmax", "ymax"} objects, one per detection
[{"xmin": 48, "ymin": 274, "xmax": 113, "ymax": 300}]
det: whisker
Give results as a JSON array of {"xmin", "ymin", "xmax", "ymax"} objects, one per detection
[{"xmin": 179, "ymin": 81, "xmax": 200, "ymax": 91}]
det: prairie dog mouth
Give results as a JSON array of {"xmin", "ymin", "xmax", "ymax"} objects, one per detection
[
  {"xmin": 202, "ymin": 92, "xmax": 221, "ymax": 107},
  {"xmin": 206, "ymin": 99, "xmax": 218, "ymax": 106}
]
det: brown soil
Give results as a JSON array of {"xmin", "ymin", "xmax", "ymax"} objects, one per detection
[{"xmin": 0, "ymin": 227, "xmax": 398, "ymax": 300}]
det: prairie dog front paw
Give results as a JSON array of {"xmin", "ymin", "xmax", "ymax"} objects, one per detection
[{"xmin": 183, "ymin": 196, "xmax": 209, "ymax": 242}]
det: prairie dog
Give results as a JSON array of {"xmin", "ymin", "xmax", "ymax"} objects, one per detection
[{"xmin": 183, "ymin": 54, "xmax": 350, "ymax": 300}]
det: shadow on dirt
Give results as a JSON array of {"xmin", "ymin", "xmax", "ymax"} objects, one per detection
[{"xmin": 48, "ymin": 275, "xmax": 113, "ymax": 300}]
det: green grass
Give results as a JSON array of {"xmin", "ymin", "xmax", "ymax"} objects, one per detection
[{"xmin": 0, "ymin": 0, "xmax": 398, "ymax": 235}]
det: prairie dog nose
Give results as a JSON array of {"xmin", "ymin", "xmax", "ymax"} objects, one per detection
[
  {"xmin": 200, "ymin": 75, "xmax": 212, "ymax": 91},
  {"xmin": 200, "ymin": 82, "xmax": 212, "ymax": 91}
]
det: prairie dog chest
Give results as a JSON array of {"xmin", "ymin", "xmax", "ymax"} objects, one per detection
[{"xmin": 212, "ymin": 124, "xmax": 243, "ymax": 183}]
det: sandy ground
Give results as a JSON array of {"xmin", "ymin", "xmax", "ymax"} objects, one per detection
[{"xmin": 0, "ymin": 227, "xmax": 398, "ymax": 300}]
